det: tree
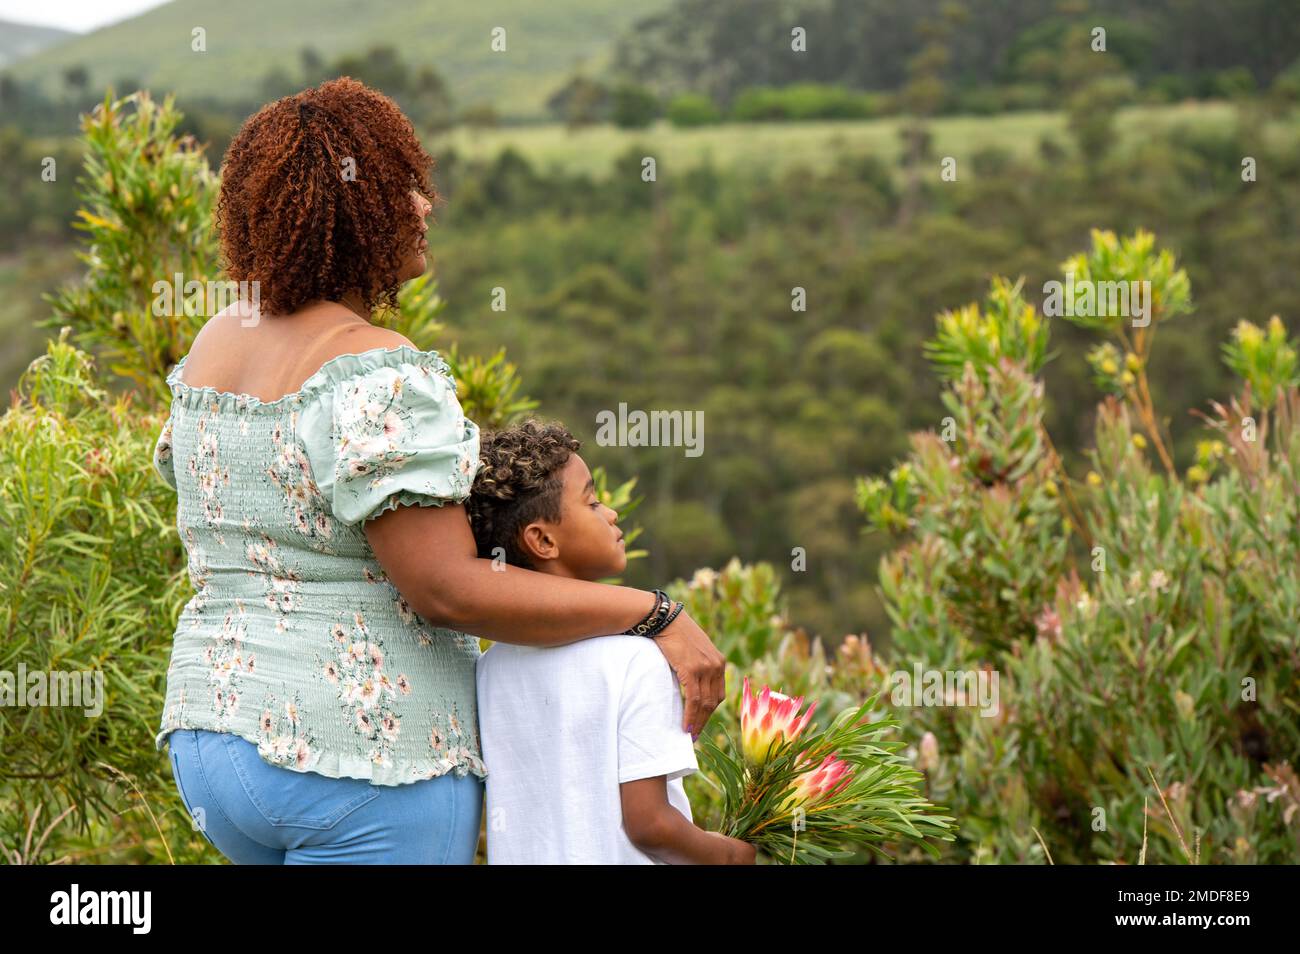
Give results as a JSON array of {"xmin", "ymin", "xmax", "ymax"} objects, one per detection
[
  {"xmin": 62, "ymin": 64, "xmax": 89, "ymax": 100},
  {"xmin": 897, "ymin": 2, "xmax": 966, "ymax": 226},
  {"xmin": 545, "ymin": 74, "xmax": 609, "ymax": 128},
  {"xmin": 408, "ymin": 65, "xmax": 455, "ymax": 132},
  {"xmin": 611, "ymin": 83, "xmax": 660, "ymax": 129},
  {"xmin": 330, "ymin": 45, "xmax": 409, "ymax": 97}
]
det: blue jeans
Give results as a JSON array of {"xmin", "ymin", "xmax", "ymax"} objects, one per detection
[{"xmin": 166, "ymin": 728, "xmax": 483, "ymax": 864}]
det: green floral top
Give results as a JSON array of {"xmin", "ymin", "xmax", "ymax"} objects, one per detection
[{"xmin": 151, "ymin": 345, "xmax": 486, "ymax": 786}]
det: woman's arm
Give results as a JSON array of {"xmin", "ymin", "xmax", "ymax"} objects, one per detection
[{"xmin": 365, "ymin": 500, "xmax": 727, "ymax": 735}]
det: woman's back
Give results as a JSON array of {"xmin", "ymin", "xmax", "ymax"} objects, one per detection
[
  {"xmin": 153, "ymin": 314, "xmax": 487, "ymax": 785},
  {"xmin": 174, "ymin": 300, "xmax": 375, "ymax": 401}
]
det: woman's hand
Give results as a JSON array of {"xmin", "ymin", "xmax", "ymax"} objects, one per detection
[{"xmin": 650, "ymin": 610, "xmax": 726, "ymax": 738}]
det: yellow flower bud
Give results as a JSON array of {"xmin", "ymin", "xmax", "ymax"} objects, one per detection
[
  {"xmin": 1132, "ymin": 434, "xmax": 1147, "ymax": 450},
  {"xmin": 1125, "ymin": 352, "xmax": 1142, "ymax": 373},
  {"xmin": 1086, "ymin": 471, "xmax": 1103, "ymax": 488},
  {"xmin": 1235, "ymin": 320, "xmax": 1263, "ymax": 348},
  {"xmin": 1100, "ymin": 358, "xmax": 1119, "ymax": 376},
  {"xmin": 1120, "ymin": 370, "xmax": 1136, "ymax": 387}
]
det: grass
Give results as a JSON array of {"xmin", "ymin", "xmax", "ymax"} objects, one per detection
[{"xmin": 432, "ymin": 101, "xmax": 1291, "ymax": 179}]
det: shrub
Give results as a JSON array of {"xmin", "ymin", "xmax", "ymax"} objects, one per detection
[
  {"xmin": 611, "ymin": 83, "xmax": 660, "ymax": 129},
  {"xmin": 42, "ymin": 91, "xmax": 219, "ymax": 400},
  {"xmin": 856, "ymin": 230, "xmax": 1300, "ymax": 864},
  {"xmin": 666, "ymin": 92, "xmax": 722, "ymax": 127},
  {"xmin": 0, "ymin": 330, "xmax": 196, "ymax": 863},
  {"xmin": 1271, "ymin": 57, "xmax": 1300, "ymax": 103},
  {"xmin": 730, "ymin": 84, "xmax": 882, "ymax": 122}
]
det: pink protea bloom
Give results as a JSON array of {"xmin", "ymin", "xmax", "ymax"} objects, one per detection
[
  {"xmin": 778, "ymin": 754, "xmax": 855, "ymax": 814},
  {"xmin": 740, "ymin": 677, "xmax": 817, "ymax": 766}
]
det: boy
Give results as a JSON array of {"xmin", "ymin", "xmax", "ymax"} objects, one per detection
[{"xmin": 467, "ymin": 418, "xmax": 754, "ymax": 865}]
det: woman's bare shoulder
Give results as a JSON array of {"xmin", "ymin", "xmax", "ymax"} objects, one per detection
[
  {"xmin": 182, "ymin": 306, "xmax": 419, "ymax": 397},
  {"xmin": 330, "ymin": 323, "xmax": 417, "ymax": 357}
]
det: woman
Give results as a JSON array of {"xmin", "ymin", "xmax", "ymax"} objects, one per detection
[{"xmin": 152, "ymin": 77, "xmax": 725, "ymax": 864}]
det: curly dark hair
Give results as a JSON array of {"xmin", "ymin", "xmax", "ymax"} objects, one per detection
[
  {"xmin": 215, "ymin": 76, "xmax": 436, "ymax": 317},
  {"xmin": 465, "ymin": 419, "xmax": 582, "ymax": 570}
]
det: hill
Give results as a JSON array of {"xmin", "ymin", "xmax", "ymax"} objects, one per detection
[
  {"xmin": 0, "ymin": 19, "xmax": 75, "ymax": 68},
  {"xmin": 5, "ymin": 0, "xmax": 674, "ymax": 120}
]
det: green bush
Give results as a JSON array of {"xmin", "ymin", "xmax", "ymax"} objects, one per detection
[
  {"xmin": 666, "ymin": 92, "xmax": 722, "ymax": 127},
  {"xmin": 611, "ymin": 83, "xmax": 660, "ymax": 129},
  {"xmin": 856, "ymin": 230, "xmax": 1300, "ymax": 864},
  {"xmin": 0, "ymin": 331, "xmax": 201, "ymax": 863},
  {"xmin": 1210, "ymin": 67, "xmax": 1257, "ymax": 99},
  {"xmin": 730, "ymin": 84, "xmax": 883, "ymax": 122},
  {"xmin": 41, "ymin": 91, "xmax": 219, "ymax": 400},
  {"xmin": 1271, "ymin": 57, "xmax": 1300, "ymax": 103}
]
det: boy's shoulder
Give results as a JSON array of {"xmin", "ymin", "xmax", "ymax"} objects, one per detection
[
  {"xmin": 476, "ymin": 636, "xmax": 674, "ymax": 718},
  {"xmin": 478, "ymin": 633, "xmax": 662, "ymax": 670},
  {"xmin": 592, "ymin": 634, "xmax": 673, "ymax": 680}
]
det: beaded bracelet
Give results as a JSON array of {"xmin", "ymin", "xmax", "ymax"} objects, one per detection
[
  {"xmin": 624, "ymin": 589, "xmax": 675, "ymax": 637},
  {"xmin": 643, "ymin": 598, "xmax": 684, "ymax": 638},
  {"xmin": 624, "ymin": 589, "xmax": 670, "ymax": 635}
]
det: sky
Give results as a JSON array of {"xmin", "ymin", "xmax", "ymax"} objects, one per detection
[{"xmin": 0, "ymin": 0, "xmax": 172, "ymax": 33}]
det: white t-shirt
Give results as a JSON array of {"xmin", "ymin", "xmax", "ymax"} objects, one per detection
[{"xmin": 475, "ymin": 633, "xmax": 699, "ymax": 864}]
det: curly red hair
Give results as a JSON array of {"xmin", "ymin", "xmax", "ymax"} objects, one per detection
[{"xmin": 215, "ymin": 76, "xmax": 436, "ymax": 317}]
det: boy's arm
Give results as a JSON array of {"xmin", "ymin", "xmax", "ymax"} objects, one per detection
[{"xmin": 621, "ymin": 777, "xmax": 755, "ymax": 864}]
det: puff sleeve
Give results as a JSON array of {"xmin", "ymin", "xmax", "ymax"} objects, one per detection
[
  {"xmin": 299, "ymin": 352, "xmax": 481, "ymax": 526},
  {"xmin": 152, "ymin": 405, "xmax": 178, "ymax": 491}
]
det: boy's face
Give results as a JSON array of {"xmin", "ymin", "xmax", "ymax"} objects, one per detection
[{"xmin": 522, "ymin": 453, "xmax": 626, "ymax": 580}]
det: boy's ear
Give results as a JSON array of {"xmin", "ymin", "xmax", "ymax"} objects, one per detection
[{"xmin": 518, "ymin": 520, "xmax": 559, "ymax": 564}]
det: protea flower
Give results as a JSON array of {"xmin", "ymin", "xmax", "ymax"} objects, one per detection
[
  {"xmin": 917, "ymin": 731, "xmax": 940, "ymax": 773},
  {"xmin": 741, "ymin": 677, "xmax": 817, "ymax": 766},
  {"xmin": 777, "ymin": 754, "xmax": 855, "ymax": 814}
]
